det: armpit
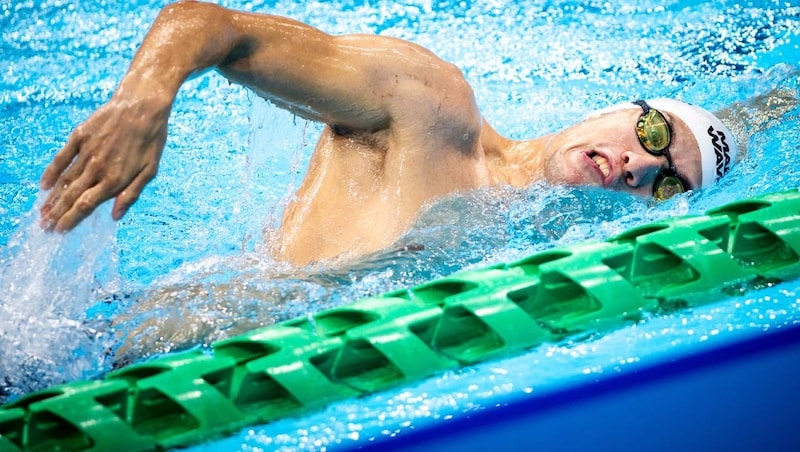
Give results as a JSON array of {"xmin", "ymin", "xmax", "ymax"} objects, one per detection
[{"xmin": 330, "ymin": 123, "xmax": 390, "ymax": 150}]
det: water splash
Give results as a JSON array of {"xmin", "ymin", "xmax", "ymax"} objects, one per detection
[
  {"xmin": 1, "ymin": 0, "xmax": 799, "ymax": 444},
  {"xmin": 0, "ymin": 193, "xmax": 118, "ymax": 402}
]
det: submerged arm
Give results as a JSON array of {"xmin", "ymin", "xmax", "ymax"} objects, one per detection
[{"xmin": 40, "ymin": 0, "xmax": 478, "ymax": 231}]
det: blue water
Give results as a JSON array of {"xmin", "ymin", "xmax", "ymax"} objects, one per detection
[{"xmin": 1, "ymin": 0, "xmax": 799, "ymax": 449}]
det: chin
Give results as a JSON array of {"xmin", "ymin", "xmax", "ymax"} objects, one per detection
[
  {"xmin": 554, "ymin": 159, "xmax": 591, "ymax": 186},
  {"xmin": 542, "ymin": 141, "xmax": 594, "ymax": 185}
]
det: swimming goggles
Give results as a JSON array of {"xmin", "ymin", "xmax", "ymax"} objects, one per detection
[{"xmin": 633, "ymin": 100, "xmax": 690, "ymax": 201}]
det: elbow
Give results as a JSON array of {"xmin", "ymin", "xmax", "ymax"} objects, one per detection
[
  {"xmin": 151, "ymin": 1, "xmax": 245, "ymax": 69},
  {"xmin": 158, "ymin": 1, "xmax": 224, "ymax": 22}
]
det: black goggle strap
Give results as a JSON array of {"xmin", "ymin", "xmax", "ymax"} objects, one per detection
[
  {"xmin": 633, "ymin": 99, "xmax": 650, "ymax": 113},
  {"xmin": 633, "ymin": 100, "xmax": 692, "ymax": 200}
]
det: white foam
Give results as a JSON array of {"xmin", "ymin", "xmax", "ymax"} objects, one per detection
[{"xmin": 0, "ymin": 192, "xmax": 119, "ymax": 400}]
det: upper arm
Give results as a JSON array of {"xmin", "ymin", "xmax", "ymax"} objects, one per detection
[{"xmin": 213, "ymin": 7, "xmax": 481, "ymax": 149}]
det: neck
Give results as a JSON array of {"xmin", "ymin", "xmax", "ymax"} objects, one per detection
[{"xmin": 480, "ymin": 119, "xmax": 550, "ymax": 187}]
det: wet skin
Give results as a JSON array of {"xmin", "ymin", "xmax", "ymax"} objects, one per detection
[{"xmin": 39, "ymin": 1, "xmax": 702, "ymax": 265}]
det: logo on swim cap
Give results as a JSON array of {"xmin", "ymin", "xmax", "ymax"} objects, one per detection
[{"xmin": 707, "ymin": 125, "xmax": 731, "ymax": 181}]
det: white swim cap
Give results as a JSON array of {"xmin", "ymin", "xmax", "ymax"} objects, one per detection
[
  {"xmin": 587, "ymin": 99, "xmax": 739, "ymax": 188},
  {"xmin": 645, "ymin": 98, "xmax": 738, "ymax": 189}
]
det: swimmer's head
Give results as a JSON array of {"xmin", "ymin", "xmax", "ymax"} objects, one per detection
[{"xmin": 589, "ymin": 98, "xmax": 739, "ymax": 190}]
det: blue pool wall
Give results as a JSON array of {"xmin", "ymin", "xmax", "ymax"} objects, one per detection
[{"xmin": 354, "ymin": 323, "xmax": 800, "ymax": 451}]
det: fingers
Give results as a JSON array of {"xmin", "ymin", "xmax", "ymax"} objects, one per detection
[
  {"xmin": 57, "ymin": 193, "xmax": 103, "ymax": 232},
  {"xmin": 40, "ymin": 152, "xmax": 98, "ymax": 229},
  {"xmin": 112, "ymin": 165, "xmax": 156, "ymax": 221},
  {"xmin": 47, "ymin": 163, "xmax": 156, "ymax": 231},
  {"xmin": 41, "ymin": 164, "xmax": 121, "ymax": 232},
  {"xmin": 40, "ymin": 133, "xmax": 88, "ymax": 225},
  {"xmin": 40, "ymin": 132, "xmax": 81, "ymax": 190},
  {"xmin": 46, "ymin": 178, "xmax": 105, "ymax": 232}
]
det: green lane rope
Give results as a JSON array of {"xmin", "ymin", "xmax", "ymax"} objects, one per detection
[{"xmin": 3, "ymin": 189, "xmax": 800, "ymax": 451}]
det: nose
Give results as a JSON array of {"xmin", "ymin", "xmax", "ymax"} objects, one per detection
[{"xmin": 621, "ymin": 149, "xmax": 665, "ymax": 188}]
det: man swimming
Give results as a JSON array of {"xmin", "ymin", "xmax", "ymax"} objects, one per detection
[{"xmin": 38, "ymin": 1, "xmax": 738, "ymax": 265}]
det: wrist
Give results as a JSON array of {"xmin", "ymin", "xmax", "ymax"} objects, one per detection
[{"xmin": 113, "ymin": 71, "xmax": 176, "ymax": 118}]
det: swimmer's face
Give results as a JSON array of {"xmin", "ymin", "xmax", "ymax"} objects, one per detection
[{"xmin": 542, "ymin": 106, "xmax": 702, "ymax": 199}]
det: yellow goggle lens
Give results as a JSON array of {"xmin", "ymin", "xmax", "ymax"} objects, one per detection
[
  {"xmin": 654, "ymin": 175, "xmax": 685, "ymax": 201},
  {"xmin": 636, "ymin": 109, "xmax": 671, "ymax": 153}
]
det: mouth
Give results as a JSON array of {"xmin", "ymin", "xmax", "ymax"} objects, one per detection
[{"xmin": 587, "ymin": 150, "xmax": 611, "ymax": 185}]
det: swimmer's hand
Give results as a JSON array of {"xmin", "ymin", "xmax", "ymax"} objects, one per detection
[{"xmin": 39, "ymin": 93, "xmax": 170, "ymax": 231}]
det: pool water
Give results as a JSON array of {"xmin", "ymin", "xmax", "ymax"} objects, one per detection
[{"xmin": 1, "ymin": 0, "xmax": 799, "ymax": 449}]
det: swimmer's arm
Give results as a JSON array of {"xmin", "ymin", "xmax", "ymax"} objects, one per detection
[{"xmin": 40, "ymin": 1, "xmax": 479, "ymax": 232}]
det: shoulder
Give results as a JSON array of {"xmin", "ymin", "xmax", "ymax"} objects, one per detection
[{"xmin": 332, "ymin": 34, "xmax": 482, "ymax": 153}]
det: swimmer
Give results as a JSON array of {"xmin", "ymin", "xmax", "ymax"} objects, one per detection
[{"xmin": 38, "ymin": 1, "xmax": 738, "ymax": 265}]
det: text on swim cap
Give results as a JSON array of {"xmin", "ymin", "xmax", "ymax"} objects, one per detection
[{"xmin": 708, "ymin": 126, "xmax": 731, "ymax": 181}]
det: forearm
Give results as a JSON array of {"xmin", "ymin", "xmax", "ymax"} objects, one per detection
[{"xmin": 113, "ymin": 2, "xmax": 245, "ymax": 110}]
